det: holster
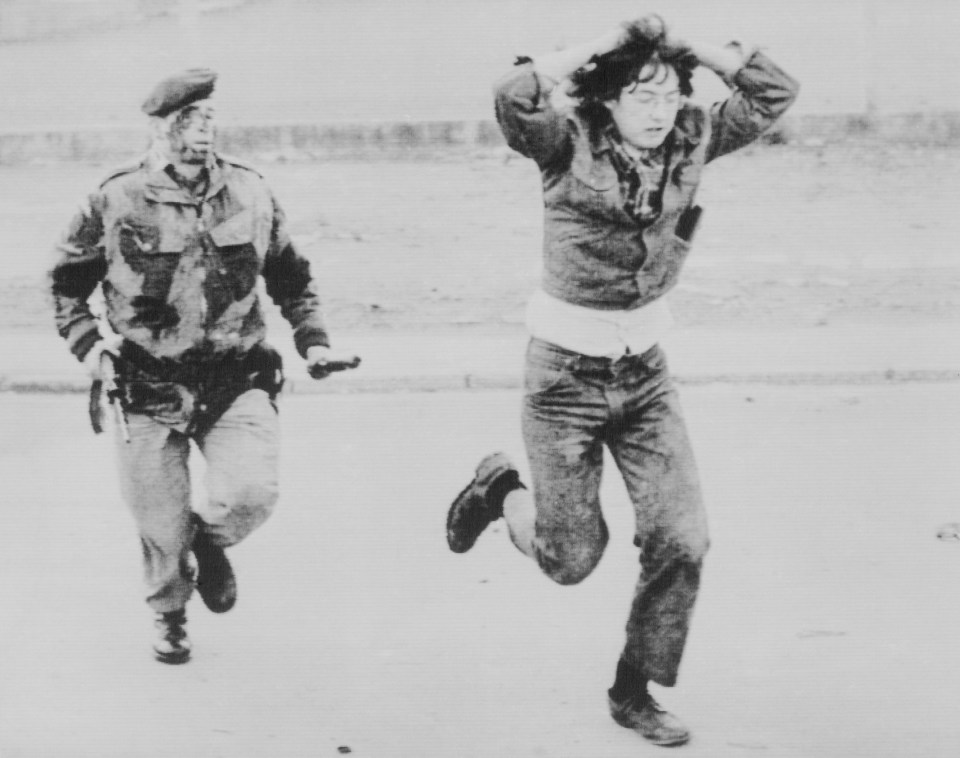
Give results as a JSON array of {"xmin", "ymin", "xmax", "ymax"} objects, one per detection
[
  {"xmin": 245, "ymin": 342, "xmax": 285, "ymax": 399},
  {"xmin": 114, "ymin": 341, "xmax": 284, "ymax": 437}
]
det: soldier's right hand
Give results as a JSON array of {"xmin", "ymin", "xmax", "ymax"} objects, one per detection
[
  {"xmin": 305, "ymin": 345, "xmax": 362, "ymax": 380},
  {"xmin": 82, "ymin": 336, "xmax": 123, "ymax": 381}
]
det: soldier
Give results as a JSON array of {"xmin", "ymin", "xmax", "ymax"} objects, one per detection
[
  {"xmin": 49, "ymin": 69, "xmax": 359, "ymax": 664},
  {"xmin": 446, "ymin": 15, "xmax": 798, "ymax": 746}
]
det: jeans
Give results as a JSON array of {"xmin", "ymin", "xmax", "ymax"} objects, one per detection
[
  {"xmin": 113, "ymin": 389, "xmax": 280, "ymax": 612},
  {"xmin": 521, "ymin": 338, "xmax": 709, "ymax": 686}
]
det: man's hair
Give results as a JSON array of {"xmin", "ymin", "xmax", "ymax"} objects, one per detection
[{"xmin": 569, "ymin": 29, "xmax": 699, "ymax": 123}]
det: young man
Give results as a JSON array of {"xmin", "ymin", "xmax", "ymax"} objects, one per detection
[
  {"xmin": 446, "ymin": 16, "xmax": 798, "ymax": 746},
  {"xmin": 49, "ymin": 69, "xmax": 359, "ymax": 664}
]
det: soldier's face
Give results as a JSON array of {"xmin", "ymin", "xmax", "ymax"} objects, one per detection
[
  {"xmin": 605, "ymin": 63, "xmax": 682, "ymax": 149},
  {"xmin": 169, "ymin": 100, "xmax": 216, "ymax": 164}
]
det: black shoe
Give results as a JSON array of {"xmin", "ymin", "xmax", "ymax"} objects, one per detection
[
  {"xmin": 153, "ymin": 609, "xmax": 191, "ymax": 664},
  {"xmin": 192, "ymin": 520, "xmax": 237, "ymax": 613},
  {"xmin": 446, "ymin": 452, "xmax": 522, "ymax": 553},
  {"xmin": 608, "ymin": 691, "xmax": 690, "ymax": 747}
]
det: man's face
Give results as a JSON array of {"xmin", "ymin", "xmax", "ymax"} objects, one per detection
[
  {"xmin": 168, "ymin": 99, "xmax": 216, "ymax": 164},
  {"xmin": 605, "ymin": 63, "xmax": 681, "ymax": 149}
]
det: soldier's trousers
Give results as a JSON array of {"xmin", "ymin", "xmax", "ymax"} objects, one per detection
[
  {"xmin": 113, "ymin": 389, "xmax": 280, "ymax": 612},
  {"xmin": 520, "ymin": 338, "xmax": 709, "ymax": 687}
]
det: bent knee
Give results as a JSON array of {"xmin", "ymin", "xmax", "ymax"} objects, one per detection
[
  {"xmin": 214, "ymin": 479, "xmax": 278, "ymax": 513},
  {"xmin": 682, "ymin": 533, "xmax": 710, "ymax": 563},
  {"xmin": 538, "ymin": 540, "xmax": 606, "ymax": 586},
  {"xmin": 207, "ymin": 483, "xmax": 278, "ymax": 546},
  {"xmin": 240, "ymin": 482, "xmax": 279, "ymax": 513},
  {"xmin": 232, "ymin": 483, "xmax": 278, "ymax": 530}
]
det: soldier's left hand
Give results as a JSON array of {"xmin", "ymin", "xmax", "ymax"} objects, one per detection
[{"xmin": 306, "ymin": 345, "xmax": 361, "ymax": 380}]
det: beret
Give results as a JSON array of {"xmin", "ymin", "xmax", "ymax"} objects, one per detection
[{"xmin": 141, "ymin": 68, "xmax": 217, "ymax": 117}]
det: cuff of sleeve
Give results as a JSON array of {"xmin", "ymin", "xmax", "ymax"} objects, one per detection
[
  {"xmin": 507, "ymin": 58, "xmax": 559, "ymax": 101},
  {"xmin": 721, "ymin": 40, "xmax": 761, "ymax": 86},
  {"xmin": 531, "ymin": 69, "xmax": 560, "ymax": 98},
  {"xmin": 72, "ymin": 327, "xmax": 102, "ymax": 362},
  {"xmin": 294, "ymin": 329, "xmax": 330, "ymax": 358}
]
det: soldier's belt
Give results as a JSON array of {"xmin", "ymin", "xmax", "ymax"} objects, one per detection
[{"xmin": 117, "ymin": 341, "xmax": 251, "ymax": 385}]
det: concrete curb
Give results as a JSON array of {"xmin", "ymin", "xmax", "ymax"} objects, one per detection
[
  {"xmin": 4, "ymin": 367, "xmax": 960, "ymax": 397},
  {"xmin": 2, "ymin": 112, "xmax": 959, "ymax": 165},
  {"xmin": 0, "ymin": 119, "xmax": 506, "ymax": 165}
]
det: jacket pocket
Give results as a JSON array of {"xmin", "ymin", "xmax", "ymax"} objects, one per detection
[
  {"xmin": 209, "ymin": 210, "xmax": 255, "ymax": 249},
  {"xmin": 117, "ymin": 222, "xmax": 185, "ymax": 301},
  {"xmin": 207, "ymin": 212, "xmax": 260, "ymax": 303},
  {"xmin": 117, "ymin": 220, "xmax": 186, "ymax": 255},
  {"xmin": 571, "ymin": 158, "xmax": 618, "ymax": 192},
  {"xmin": 675, "ymin": 204, "xmax": 703, "ymax": 242},
  {"xmin": 567, "ymin": 150, "xmax": 620, "ymax": 216},
  {"xmin": 634, "ymin": 234, "xmax": 694, "ymax": 307},
  {"xmin": 570, "ymin": 150, "xmax": 617, "ymax": 192}
]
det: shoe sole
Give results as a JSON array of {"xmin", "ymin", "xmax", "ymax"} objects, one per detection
[
  {"xmin": 610, "ymin": 706, "xmax": 690, "ymax": 747},
  {"xmin": 612, "ymin": 719, "xmax": 689, "ymax": 747},
  {"xmin": 154, "ymin": 649, "xmax": 191, "ymax": 665}
]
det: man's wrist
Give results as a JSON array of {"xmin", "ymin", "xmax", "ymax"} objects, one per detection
[
  {"xmin": 73, "ymin": 329, "xmax": 103, "ymax": 363},
  {"xmin": 691, "ymin": 41, "xmax": 750, "ymax": 79},
  {"xmin": 532, "ymin": 28, "xmax": 625, "ymax": 82}
]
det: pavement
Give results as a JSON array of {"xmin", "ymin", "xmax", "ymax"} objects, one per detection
[
  {"xmin": 3, "ymin": 385, "xmax": 960, "ymax": 758},
  {"xmin": 3, "ymin": 321, "xmax": 959, "ymax": 396}
]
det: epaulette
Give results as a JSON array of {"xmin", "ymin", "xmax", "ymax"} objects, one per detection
[
  {"xmin": 218, "ymin": 153, "xmax": 264, "ymax": 178},
  {"xmin": 97, "ymin": 156, "xmax": 147, "ymax": 189}
]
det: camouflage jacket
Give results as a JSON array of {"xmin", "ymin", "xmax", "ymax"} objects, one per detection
[{"xmin": 49, "ymin": 152, "xmax": 329, "ymax": 366}]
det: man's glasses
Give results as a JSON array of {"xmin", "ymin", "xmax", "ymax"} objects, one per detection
[{"xmin": 620, "ymin": 88, "xmax": 681, "ymax": 109}]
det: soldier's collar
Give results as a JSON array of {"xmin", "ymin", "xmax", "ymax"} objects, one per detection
[{"xmin": 143, "ymin": 154, "xmax": 225, "ymax": 203}]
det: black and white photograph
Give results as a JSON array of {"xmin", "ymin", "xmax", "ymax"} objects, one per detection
[{"xmin": 1, "ymin": 1, "xmax": 959, "ymax": 756}]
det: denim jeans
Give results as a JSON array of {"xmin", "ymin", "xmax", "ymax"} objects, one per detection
[
  {"xmin": 113, "ymin": 389, "xmax": 280, "ymax": 612},
  {"xmin": 521, "ymin": 338, "xmax": 709, "ymax": 686}
]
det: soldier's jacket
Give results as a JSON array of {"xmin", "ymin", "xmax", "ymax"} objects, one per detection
[{"xmin": 50, "ymin": 152, "xmax": 329, "ymax": 366}]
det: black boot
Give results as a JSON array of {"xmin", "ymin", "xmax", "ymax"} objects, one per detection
[
  {"xmin": 607, "ymin": 658, "xmax": 689, "ymax": 746},
  {"xmin": 608, "ymin": 690, "xmax": 690, "ymax": 747},
  {"xmin": 153, "ymin": 608, "xmax": 191, "ymax": 664},
  {"xmin": 446, "ymin": 452, "xmax": 524, "ymax": 553},
  {"xmin": 192, "ymin": 517, "xmax": 237, "ymax": 613}
]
